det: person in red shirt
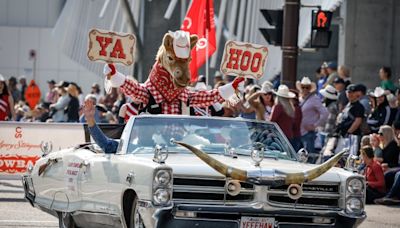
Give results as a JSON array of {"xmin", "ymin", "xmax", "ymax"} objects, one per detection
[{"xmin": 361, "ymin": 146, "xmax": 386, "ymax": 204}]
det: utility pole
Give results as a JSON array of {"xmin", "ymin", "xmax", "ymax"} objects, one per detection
[{"xmin": 281, "ymin": 0, "xmax": 300, "ymax": 89}]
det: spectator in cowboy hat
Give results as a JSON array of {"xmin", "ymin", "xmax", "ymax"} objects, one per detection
[
  {"xmin": 247, "ymin": 81, "xmax": 275, "ymax": 121},
  {"xmin": 270, "ymin": 85, "xmax": 296, "ymax": 142},
  {"xmin": 320, "ymin": 85, "xmax": 339, "ymax": 136},
  {"xmin": 367, "ymin": 87, "xmax": 393, "ymax": 133},
  {"xmin": 333, "ymin": 77, "xmax": 348, "ymax": 112},
  {"xmin": 297, "ymin": 77, "xmax": 328, "ymax": 159}
]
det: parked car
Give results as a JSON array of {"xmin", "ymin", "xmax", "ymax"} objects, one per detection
[{"xmin": 22, "ymin": 115, "xmax": 366, "ymax": 228}]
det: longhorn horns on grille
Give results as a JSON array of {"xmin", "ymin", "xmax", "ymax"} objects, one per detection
[{"xmin": 174, "ymin": 141, "xmax": 346, "ymax": 186}]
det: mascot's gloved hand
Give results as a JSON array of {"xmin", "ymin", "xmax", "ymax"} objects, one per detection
[
  {"xmin": 218, "ymin": 76, "xmax": 245, "ymax": 100},
  {"xmin": 103, "ymin": 63, "xmax": 126, "ymax": 89}
]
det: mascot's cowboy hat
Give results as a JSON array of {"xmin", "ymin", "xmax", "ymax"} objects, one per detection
[
  {"xmin": 296, "ymin": 76, "xmax": 316, "ymax": 92},
  {"xmin": 273, "ymin": 85, "xmax": 296, "ymax": 99},
  {"xmin": 169, "ymin": 30, "xmax": 191, "ymax": 59},
  {"xmin": 320, "ymin": 85, "xmax": 338, "ymax": 100}
]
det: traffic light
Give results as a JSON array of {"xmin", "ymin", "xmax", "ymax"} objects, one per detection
[
  {"xmin": 259, "ymin": 9, "xmax": 283, "ymax": 46},
  {"xmin": 311, "ymin": 10, "xmax": 333, "ymax": 48}
]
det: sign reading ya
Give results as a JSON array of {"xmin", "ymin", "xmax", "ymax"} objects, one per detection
[
  {"xmin": 220, "ymin": 41, "xmax": 268, "ymax": 79},
  {"xmin": 87, "ymin": 28, "xmax": 136, "ymax": 66}
]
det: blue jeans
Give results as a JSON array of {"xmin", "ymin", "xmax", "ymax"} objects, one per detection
[
  {"xmin": 290, "ymin": 137, "xmax": 302, "ymax": 152},
  {"xmin": 387, "ymin": 170, "xmax": 400, "ymax": 199},
  {"xmin": 301, "ymin": 131, "xmax": 316, "ymax": 154}
]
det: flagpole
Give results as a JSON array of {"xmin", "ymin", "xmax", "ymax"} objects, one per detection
[
  {"xmin": 205, "ymin": 28, "xmax": 209, "ymax": 115},
  {"xmin": 205, "ymin": 29, "xmax": 209, "ymax": 87}
]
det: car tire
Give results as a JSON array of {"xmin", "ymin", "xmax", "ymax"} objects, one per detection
[
  {"xmin": 129, "ymin": 196, "xmax": 143, "ymax": 228},
  {"xmin": 58, "ymin": 212, "xmax": 77, "ymax": 228}
]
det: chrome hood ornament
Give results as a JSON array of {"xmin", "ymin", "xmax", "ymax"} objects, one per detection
[
  {"xmin": 174, "ymin": 141, "xmax": 346, "ymax": 187},
  {"xmin": 153, "ymin": 144, "xmax": 168, "ymax": 164}
]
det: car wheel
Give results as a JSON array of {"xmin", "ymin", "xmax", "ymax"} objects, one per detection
[
  {"xmin": 58, "ymin": 212, "xmax": 77, "ymax": 228},
  {"xmin": 129, "ymin": 197, "xmax": 143, "ymax": 228}
]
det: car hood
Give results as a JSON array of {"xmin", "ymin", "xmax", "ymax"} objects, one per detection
[{"xmin": 134, "ymin": 153, "xmax": 346, "ymax": 183}]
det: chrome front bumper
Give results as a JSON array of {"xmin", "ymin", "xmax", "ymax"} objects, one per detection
[{"xmin": 139, "ymin": 201, "xmax": 366, "ymax": 228}]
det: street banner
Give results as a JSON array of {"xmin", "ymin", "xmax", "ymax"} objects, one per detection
[
  {"xmin": 220, "ymin": 41, "xmax": 268, "ymax": 80},
  {"xmin": 181, "ymin": 0, "xmax": 216, "ymax": 82},
  {"xmin": 0, "ymin": 122, "xmax": 85, "ymax": 175},
  {"xmin": 87, "ymin": 28, "xmax": 136, "ymax": 66}
]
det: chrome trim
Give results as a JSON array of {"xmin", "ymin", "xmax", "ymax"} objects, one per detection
[
  {"xmin": 246, "ymin": 169, "xmax": 286, "ymax": 186},
  {"xmin": 72, "ymin": 211, "xmax": 121, "ymax": 228},
  {"xmin": 174, "ymin": 185, "xmax": 255, "ymax": 194},
  {"xmin": 137, "ymin": 200, "xmax": 173, "ymax": 228},
  {"xmin": 268, "ymin": 190, "xmax": 340, "ymax": 199},
  {"xmin": 173, "ymin": 176, "xmax": 255, "ymax": 204}
]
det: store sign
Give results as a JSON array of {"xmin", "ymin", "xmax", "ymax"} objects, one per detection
[
  {"xmin": 220, "ymin": 41, "xmax": 268, "ymax": 79},
  {"xmin": 87, "ymin": 28, "xmax": 136, "ymax": 66}
]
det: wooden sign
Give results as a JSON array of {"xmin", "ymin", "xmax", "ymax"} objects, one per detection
[
  {"xmin": 220, "ymin": 41, "xmax": 268, "ymax": 79},
  {"xmin": 87, "ymin": 28, "xmax": 136, "ymax": 66}
]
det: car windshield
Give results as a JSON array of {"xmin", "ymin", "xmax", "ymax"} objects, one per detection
[{"xmin": 127, "ymin": 117, "xmax": 297, "ymax": 161}]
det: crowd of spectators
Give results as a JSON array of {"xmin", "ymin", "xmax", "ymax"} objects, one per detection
[{"xmin": 0, "ymin": 62, "xmax": 399, "ymax": 206}]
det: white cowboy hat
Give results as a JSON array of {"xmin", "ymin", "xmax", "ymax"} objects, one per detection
[
  {"xmin": 370, "ymin": 87, "xmax": 386, "ymax": 98},
  {"xmin": 273, "ymin": 85, "xmax": 296, "ymax": 98},
  {"xmin": 171, "ymin": 30, "xmax": 191, "ymax": 59},
  {"xmin": 261, "ymin": 81, "xmax": 273, "ymax": 93},
  {"xmin": 295, "ymin": 76, "xmax": 317, "ymax": 92},
  {"xmin": 320, "ymin": 85, "xmax": 338, "ymax": 100}
]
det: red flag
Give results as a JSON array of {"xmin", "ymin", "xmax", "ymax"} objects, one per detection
[{"xmin": 181, "ymin": 0, "xmax": 216, "ymax": 82}]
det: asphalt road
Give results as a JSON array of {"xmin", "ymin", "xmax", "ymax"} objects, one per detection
[{"xmin": 0, "ymin": 179, "xmax": 399, "ymax": 228}]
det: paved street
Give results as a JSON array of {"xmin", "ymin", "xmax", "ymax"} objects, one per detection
[{"xmin": 0, "ymin": 179, "xmax": 399, "ymax": 228}]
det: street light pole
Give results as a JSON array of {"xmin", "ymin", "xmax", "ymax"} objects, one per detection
[{"xmin": 281, "ymin": 0, "xmax": 300, "ymax": 89}]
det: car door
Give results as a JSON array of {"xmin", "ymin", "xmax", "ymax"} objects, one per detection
[{"xmin": 79, "ymin": 152, "xmax": 114, "ymax": 214}]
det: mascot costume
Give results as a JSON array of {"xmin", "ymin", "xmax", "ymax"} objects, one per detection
[{"xmin": 103, "ymin": 30, "xmax": 244, "ymax": 114}]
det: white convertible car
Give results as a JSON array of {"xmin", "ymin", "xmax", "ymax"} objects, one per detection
[{"xmin": 22, "ymin": 115, "xmax": 366, "ymax": 228}]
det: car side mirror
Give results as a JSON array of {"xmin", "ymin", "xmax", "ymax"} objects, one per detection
[{"xmin": 297, "ymin": 148, "xmax": 308, "ymax": 163}]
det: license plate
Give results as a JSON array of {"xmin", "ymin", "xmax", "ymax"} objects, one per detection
[{"xmin": 240, "ymin": 216, "xmax": 275, "ymax": 228}]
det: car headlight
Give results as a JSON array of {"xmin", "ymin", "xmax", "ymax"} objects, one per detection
[
  {"xmin": 152, "ymin": 168, "xmax": 173, "ymax": 206},
  {"xmin": 346, "ymin": 197, "xmax": 363, "ymax": 214},
  {"xmin": 347, "ymin": 178, "xmax": 364, "ymax": 194},
  {"xmin": 154, "ymin": 170, "xmax": 171, "ymax": 185},
  {"xmin": 153, "ymin": 188, "xmax": 171, "ymax": 205}
]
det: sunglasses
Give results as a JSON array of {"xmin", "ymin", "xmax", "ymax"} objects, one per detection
[
  {"xmin": 301, "ymin": 86, "xmax": 311, "ymax": 90},
  {"xmin": 378, "ymin": 132, "xmax": 383, "ymax": 136}
]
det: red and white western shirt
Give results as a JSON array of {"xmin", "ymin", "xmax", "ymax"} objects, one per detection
[{"xmin": 119, "ymin": 63, "xmax": 225, "ymax": 114}]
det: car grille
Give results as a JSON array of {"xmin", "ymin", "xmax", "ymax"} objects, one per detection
[
  {"xmin": 267, "ymin": 182, "xmax": 341, "ymax": 209},
  {"xmin": 173, "ymin": 177, "xmax": 255, "ymax": 204}
]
